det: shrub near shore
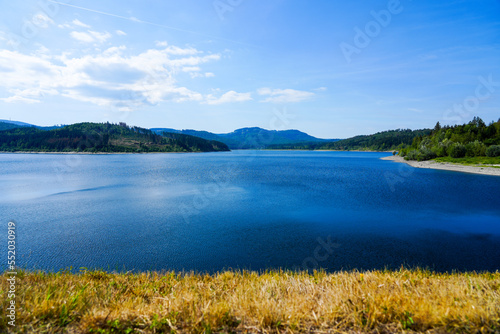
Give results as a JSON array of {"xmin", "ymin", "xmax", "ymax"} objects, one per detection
[{"xmin": 1, "ymin": 268, "xmax": 499, "ymax": 333}]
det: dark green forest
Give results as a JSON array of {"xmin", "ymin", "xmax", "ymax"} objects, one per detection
[
  {"xmin": 400, "ymin": 117, "xmax": 500, "ymax": 161},
  {"xmin": 0, "ymin": 122, "xmax": 230, "ymax": 153},
  {"xmin": 268, "ymin": 129, "xmax": 431, "ymax": 151}
]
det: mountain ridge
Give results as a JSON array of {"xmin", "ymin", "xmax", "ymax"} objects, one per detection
[
  {"xmin": 1, "ymin": 120, "xmax": 337, "ymax": 150},
  {"xmin": 151, "ymin": 126, "xmax": 337, "ymax": 149}
]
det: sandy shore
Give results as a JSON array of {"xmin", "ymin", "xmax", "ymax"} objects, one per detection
[{"xmin": 381, "ymin": 155, "xmax": 500, "ymax": 176}]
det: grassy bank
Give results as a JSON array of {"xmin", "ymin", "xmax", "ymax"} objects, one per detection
[
  {"xmin": 1, "ymin": 269, "xmax": 500, "ymax": 333},
  {"xmin": 433, "ymin": 156, "xmax": 500, "ymax": 167}
]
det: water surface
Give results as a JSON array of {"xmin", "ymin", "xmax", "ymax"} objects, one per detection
[{"xmin": 1, "ymin": 151, "xmax": 499, "ymax": 273}]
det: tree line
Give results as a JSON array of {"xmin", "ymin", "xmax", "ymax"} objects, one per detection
[
  {"xmin": 399, "ymin": 117, "xmax": 500, "ymax": 161},
  {"xmin": 268, "ymin": 129, "xmax": 431, "ymax": 151}
]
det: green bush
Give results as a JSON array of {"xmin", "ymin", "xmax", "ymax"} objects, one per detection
[
  {"xmin": 417, "ymin": 148, "xmax": 437, "ymax": 161},
  {"xmin": 465, "ymin": 141, "xmax": 486, "ymax": 157},
  {"xmin": 434, "ymin": 143, "xmax": 447, "ymax": 157},
  {"xmin": 419, "ymin": 138, "xmax": 432, "ymax": 150},
  {"xmin": 399, "ymin": 147, "xmax": 408, "ymax": 157},
  {"xmin": 448, "ymin": 143, "xmax": 466, "ymax": 158},
  {"xmin": 486, "ymin": 145, "xmax": 500, "ymax": 157},
  {"xmin": 405, "ymin": 150, "xmax": 419, "ymax": 161}
]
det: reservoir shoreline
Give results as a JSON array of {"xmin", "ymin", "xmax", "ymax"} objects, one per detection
[{"xmin": 381, "ymin": 155, "xmax": 500, "ymax": 176}]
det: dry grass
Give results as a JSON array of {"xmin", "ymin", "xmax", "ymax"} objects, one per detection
[{"xmin": 1, "ymin": 268, "xmax": 499, "ymax": 333}]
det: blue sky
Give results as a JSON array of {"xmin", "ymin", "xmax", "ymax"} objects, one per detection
[{"xmin": 0, "ymin": 0, "xmax": 499, "ymax": 138}]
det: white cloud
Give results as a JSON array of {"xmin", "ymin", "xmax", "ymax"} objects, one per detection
[
  {"xmin": 182, "ymin": 66, "xmax": 201, "ymax": 72},
  {"xmin": 116, "ymin": 30, "xmax": 127, "ymax": 36},
  {"xmin": 70, "ymin": 30, "xmax": 111, "ymax": 44},
  {"xmin": 0, "ymin": 45, "xmax": 221, "ymax": 109},
  {"xmin": 165, "ymin": 46, "xmax": 200, "ymax": 56},
  {"xmin": 35, "ymin": 45, "xmax": 51, "ymax": 56},
  {"xmin": 0, "ymin": 96, "xmax": 40, "ymax": 104},
  {"xmin": 102, "ymin": 46, "xmax": 127, "ymax": 56},
  {"xmin": 89, "ymin": 31, "xmax": 112, "ymax": 43},
  {"xmin": 188, "ymin": 71, "xmax": 216, "ymax": 79},
  {"xmin": 155, "ymin": 41, "xmax": 168, "ymax": 47},
  {"xmin": 70, "ymin": 31, "xmax": 94, "ymax": 43},
  {"xmin": 205, "ymin": 91, "xmax": 252, "ymax": 105},
  {"xmin": 257, "ymin": 88, "xmax": 315, "ymax": 103},
  {"xmin": 59, "ymin": 19, "xmax": 91, "ymax": 29},
  {"xmin": 72, "ymin": 19, "xmax": 91, "ymax": 28}
]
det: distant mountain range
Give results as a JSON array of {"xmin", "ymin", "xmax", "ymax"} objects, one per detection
[
  {"xmin": 0, "ymin": 119, "xmax": 64, "ymax": 131},
  {"xmin": 0, "ymin": 120, "xmax": 431, "ymax": 152},
  {"xmin": 0, "ymin": 120, "xmax": 338, "ymax": 150},
  {"xmin": 151, "ymin": 127, "xmax": 337, "ymax": 149}
]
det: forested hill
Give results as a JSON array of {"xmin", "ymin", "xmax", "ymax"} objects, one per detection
[
  {"xmin": 268, "ymin": 129, "xmax": 431, "ymax": 151},
  {"xmin": 151, "ymin": 127, "xmax": 335, "ymax": 149},
  {"xmin": 0, "ymin": 122, "xmax": 230, "ymax": 153}
]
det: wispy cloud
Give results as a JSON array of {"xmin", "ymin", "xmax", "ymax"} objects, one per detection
[
  {"xmin": 72, "ymin": 19, "xmax": 91, "ymax": 28},
  {"xmin": 47, "ymin": 0, "xmax": 258, "ymax": 48},
  {"xmin": 70, "ymin": 30, "xmax": 112, "ymax": 44},
  {"xmin": 257, "ymin": 88, "xmax": 315, "ymax": 103},
  {"xmin": 205, "ymin": 91, "xmax": 252, "ymax": 105},
  {"xmin": 155, "ymin": 41, "xmax": 168, "ymax": 47},
  {"xmin": 0, "ymin": 96, "xmax": 41, "ymax": 104},
  {"xmin": 58, "ymin": 19, "xmax": 91, "ymax": 29},
  {"xmin": 70, "ymin": 31, "xmax": 94, "ymax": 43}
]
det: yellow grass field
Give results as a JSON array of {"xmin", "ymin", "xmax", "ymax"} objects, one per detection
[{"xmin": 1, "ymin": 268, "xmax": 499, "ymax": 333}]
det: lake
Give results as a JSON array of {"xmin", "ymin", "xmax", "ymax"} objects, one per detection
[{"xmin": 1, "ymin": 151, "xmax": 499, "ymax": 273}]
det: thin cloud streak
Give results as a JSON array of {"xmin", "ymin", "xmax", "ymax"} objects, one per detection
[{"xmin": 47, "ymin": 0, "xmax": 261, "ymax": 48}]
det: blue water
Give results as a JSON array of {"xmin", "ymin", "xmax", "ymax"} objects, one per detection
[{"xmin": 0, "ymin": 151, "xmax": 499, "ymax": 273}]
